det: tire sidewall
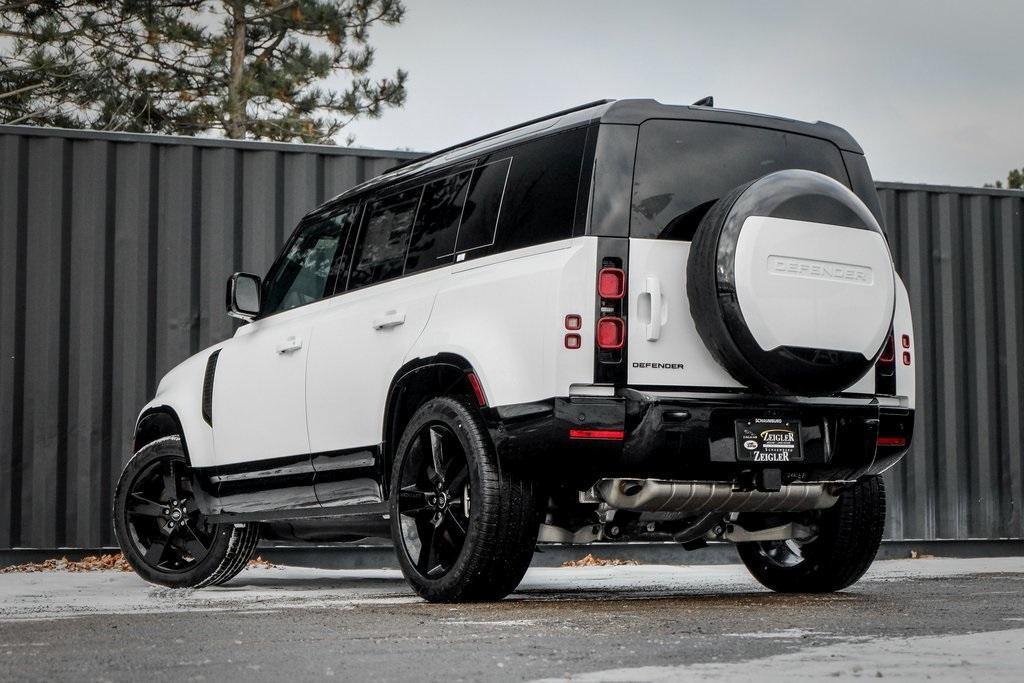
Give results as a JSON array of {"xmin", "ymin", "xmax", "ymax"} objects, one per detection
[
  {"xmin": 389, "ymin": 397, "xmax": 491, "ymax": 600},
  {"xmin": 113, "ymin": 437, "xmax": 235, "ymax": 588}
]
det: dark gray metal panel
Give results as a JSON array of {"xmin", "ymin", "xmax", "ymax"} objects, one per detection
[
  {"xmin": 198, "ymin": 148, "xmax": 240, "ymax": 350},
  {"xmin": 155, "ymin": 145, "xmax": 199, "ymax": 378},
  {"xmin": 240, "ymin": 151, "xmax": 281, "ymax": 276},
  {"xmin": 323, "ymin": 155, "xmax": 363, "ymax": 200},
  {"xmin": 0, "ymin": 134, "xmax": 24, "ymax": 548},
  {"xmin": 65, "ymin": 140, "xmax": 113, "ymax": 547},
  {"xmin": 282, "ymin": 153, "xmax": 318, "ymax": 234},
  {"xmin": 877, "ymin": 182, "xmax": 1024, "ymax": 543},
  {"xmin": 993, "ymin": 196, "xmax": 1024, "ymax": 538},
  {"xmin": 21, "ymin": 136, "xmax": 69, "ymax": 547},
  {"xmin": 109, "ymin": 142, "xmax": 158, "ymax": 545},
  {"xmin": 1, "ymin": 128, "xmax": 1022, "ymax": 549}
]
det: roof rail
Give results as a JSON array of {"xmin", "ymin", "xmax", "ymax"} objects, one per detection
[{"xmin": 386, "ymin": 99, "xmax": 614, "ymax": 173}]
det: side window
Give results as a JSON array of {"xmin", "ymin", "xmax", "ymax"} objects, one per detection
[
  {"xmin": 347, "ymin": 188, "xmax": 420, "ymax": 290},
  {"xmin": 404, "ymin": 170, "xmax": 471, "ymax": 274},
  {"xmin": 455, "ymin": 157, "xmax": 512, "ymax": 253},
  {"xmin": 261, "ymin": 211, "xmax": 347, "ymax": 316},
  {"xmin": 495, "ymin": 126, "xmax": 588, "ymax": 252}
]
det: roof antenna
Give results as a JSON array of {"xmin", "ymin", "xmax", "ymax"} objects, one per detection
[{"xmin": 692, "ymin": 96, "xmax": 714, "ymax": 107}]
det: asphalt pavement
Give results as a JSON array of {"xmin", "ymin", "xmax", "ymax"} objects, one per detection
[{"xmin": 1, "ymin": 557, "xmax": 1023, "ymax": 681}]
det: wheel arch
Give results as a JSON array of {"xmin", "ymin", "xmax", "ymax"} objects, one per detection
[
  {"xmin": 133, "ymin": 406, "xmax": 191, "ymax": 463},
  {"xmin": 382, "ymin": 353, "xmax": 488, "ymax": 490}
]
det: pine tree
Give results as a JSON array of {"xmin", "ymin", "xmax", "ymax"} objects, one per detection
[{"xmin": 0, "ymin": 1, "xmax": 407, "ymax": 143}]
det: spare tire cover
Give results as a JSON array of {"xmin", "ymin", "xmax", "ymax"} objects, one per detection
[{"xmin": 687, "ymin": 169, "xmax": 895, "ymax": 395}]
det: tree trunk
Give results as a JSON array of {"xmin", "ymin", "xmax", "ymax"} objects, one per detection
[{"xmin": 226, "ymin": 0, "xmax": 247, "ymax": 139}]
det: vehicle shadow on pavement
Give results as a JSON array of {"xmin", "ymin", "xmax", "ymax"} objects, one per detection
[{"xmin": 217, "ymin": 572, "xmax": 873, "ymax": 609}]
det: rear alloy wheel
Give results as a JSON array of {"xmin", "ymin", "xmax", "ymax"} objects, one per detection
[
  {"xmin": 113, "ymin": 436, "xmax": 260, "ymax": 588},
  {"xmin": 390, "ymin": 396, "xmax": 539, "ymax": 602},
  {"xmin": 737, "ymin": 475, "xmax": 886, "ymax": 592}
]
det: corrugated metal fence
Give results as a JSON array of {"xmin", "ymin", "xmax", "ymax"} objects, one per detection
[
  {"xmin": 877, "ymin": 182, "xmax": 1023, "ymax": 541},
  {"xmin": 0, "ymin": 125, "xmax": 415, "ymax": 549},
  {"xmin": 0, "ymin": 125, "xmax": 1021, "ymax": 549}
]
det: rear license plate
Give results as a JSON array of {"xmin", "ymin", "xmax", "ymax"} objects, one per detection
[{"xmin": 735, "ymin": 418, "xmax": 803, "ymax": 462}]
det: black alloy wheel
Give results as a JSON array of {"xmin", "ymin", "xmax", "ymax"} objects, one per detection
[
  {"xmin": 122, "ymin": 451, "xmax": 215, "ymax": 572},
  {"xmin": 395, "ymin": 422, "xmax": 471, "ymax": 579},
  {"xmin": 114, "ymin": 436, "xmax": 261, "ymax": 588},
  {"xmin": 737, "ymin": 475, "xmax": 886, "ymax": 593},
  {"xmin": 390, "ymin": 396, "xmax": 540, "ymax": 602}
]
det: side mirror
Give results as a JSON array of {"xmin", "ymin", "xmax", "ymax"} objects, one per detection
[{"xmin": 227, "ymin": 272, "xmax": 262, "ymax": 321}]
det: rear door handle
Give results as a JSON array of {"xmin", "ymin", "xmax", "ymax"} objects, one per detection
[
  {"xmin": 638, "ymin": 276, "xmax": 667, "ymax": 341},
  {"xmin": 276, "ymin": 336, "xmax": 303, "ymax": 354},
  {"xmin": 372, "ymin": 310, "xmax": 406, "ymax": 330}
]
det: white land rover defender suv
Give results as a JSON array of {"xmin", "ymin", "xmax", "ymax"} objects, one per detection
[{"xmin": 114, "ymin": 99, "xmax": 915, "ymax": 601}]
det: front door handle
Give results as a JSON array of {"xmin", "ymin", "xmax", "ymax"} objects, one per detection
[
  {"xmin": 276, "ymin": 336, "xmax": 303, "ymax": 354},
  {"xmin": 373, "ymin": 310, "xmax": 406, "ymax": 330}
]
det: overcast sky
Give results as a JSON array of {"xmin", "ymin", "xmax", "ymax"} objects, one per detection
[{"xmin": 339, "ymin": 0, "xmax": 1023, "ymax": 188}]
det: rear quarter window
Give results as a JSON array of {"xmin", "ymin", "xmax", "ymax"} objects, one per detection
[
  {"xmin": 458, "ymin": 125, "xmax": 589, "ymax": 261},
  {"xmin": 631, "ymin": 120, "xmax": 851, "ymax": 240}
]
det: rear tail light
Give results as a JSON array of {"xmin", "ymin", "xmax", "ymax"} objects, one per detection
[
  {"xmin": 596, "ymin": 317, "xmax": 625, "ymax": 349},
  {"xmin": 564, "ymin": 314, "xmax": 582, "ymax": 331},
  {"xmin": 903, "ymin": 351, "xmax": 911, "ymax": 366},
  {"xmin": 564, "ymin": 333, "xmax": 581, "ymax": 349},
  {"xmin": 879, "ymin": 334, "xmax": 895, "ymax": 364},
  {"xmin": 901, "ymin": 334, "xmax": 911, "ymax": 349},
  {"xmin": 877, "ymin": 436, "xmax": 907, "ymax": 447},
  {"xmin": 569, "ymin": 429, "xmax": 624, "ymax": 440},
  {"xmin": 598, "ymin": 268, "xmax": 625, "ymax": 299}
]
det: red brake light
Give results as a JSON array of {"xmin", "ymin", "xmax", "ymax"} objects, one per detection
[
  {"xmin": 564, "ymin": 314, "xmax": 582, "ymax": 331},
  {"xmin": 902, "ymin": 351, "xmax": 911, "ymax": 366},
  {"xmin": 901, "ymin": 334, "xmax": 911, "ymax": 349},
  {"xmin": 596, "ymin": 317, "xmax": 625, "ymax": 349},
  {"xmin": 877, "ymin": 436, "xmax": 907, "ymax": 447},
  {"xmin": 570, "ymin": 429, "xmax": 624, "ymax": 440},
  {"xmin": 564, "ymin": 333, "xmax": 581, "ymax": 349},
  {"xmin": 598, "ymin": 268, "xmax": 625, "ymax": 299}
]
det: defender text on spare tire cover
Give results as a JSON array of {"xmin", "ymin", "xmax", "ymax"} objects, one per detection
[{"xmin": 686, "ymin": 169, "xmax": 895, "ymax": 395}]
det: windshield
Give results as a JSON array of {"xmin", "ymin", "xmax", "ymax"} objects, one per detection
[{"xmin": 631, "ymin": 119, "xmax": 851, "ymax": 240}]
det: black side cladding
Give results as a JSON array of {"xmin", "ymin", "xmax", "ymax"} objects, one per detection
[{"xmin": 201, "ymin": 350, "xmax": 220, "ymax": 426}]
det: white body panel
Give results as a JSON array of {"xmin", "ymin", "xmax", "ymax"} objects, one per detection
[
  {"xmin": 627, "ymin": 239, "xmax": 742, "ymax": 388},
  {"xmin": 212, "ymin": 307, "xmax": 315, "ymax": 464},
  {"xmin": 410, "ymin": 237, "xmax": 597, "ymax": 407},
  {"xmin": 305, "ymin": 268, "xmax": 447, "ymax": 453},
  {"xmin": 734, "ymin": 216, "xmax": 895, "ymax": 357},
  {"xmin": 140, "ymin": 347, "xmax": 222, "ymax": 468},
  {"xmin": 893, "ymin": 277, "xmax": 916, "ymax": 410}
]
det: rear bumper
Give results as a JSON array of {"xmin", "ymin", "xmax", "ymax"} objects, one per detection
[{"xmin": 490, "ymin": 388, "xmax": 913, "ymax": 486}]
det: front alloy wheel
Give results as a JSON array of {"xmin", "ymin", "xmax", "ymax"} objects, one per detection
[{"xmin": 113, "ymin": 436, "xmax": 260, "ymax": 588}]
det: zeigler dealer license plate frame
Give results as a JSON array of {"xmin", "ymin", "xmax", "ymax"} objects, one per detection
[{"xmin": 734, "ymin": 418, "xmax": 803, "ymax": 462}]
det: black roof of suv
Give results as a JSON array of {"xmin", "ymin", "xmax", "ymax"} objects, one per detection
[{"xmin": 333, "ymin": 98, "xmax": 863, "ymax": 204}]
